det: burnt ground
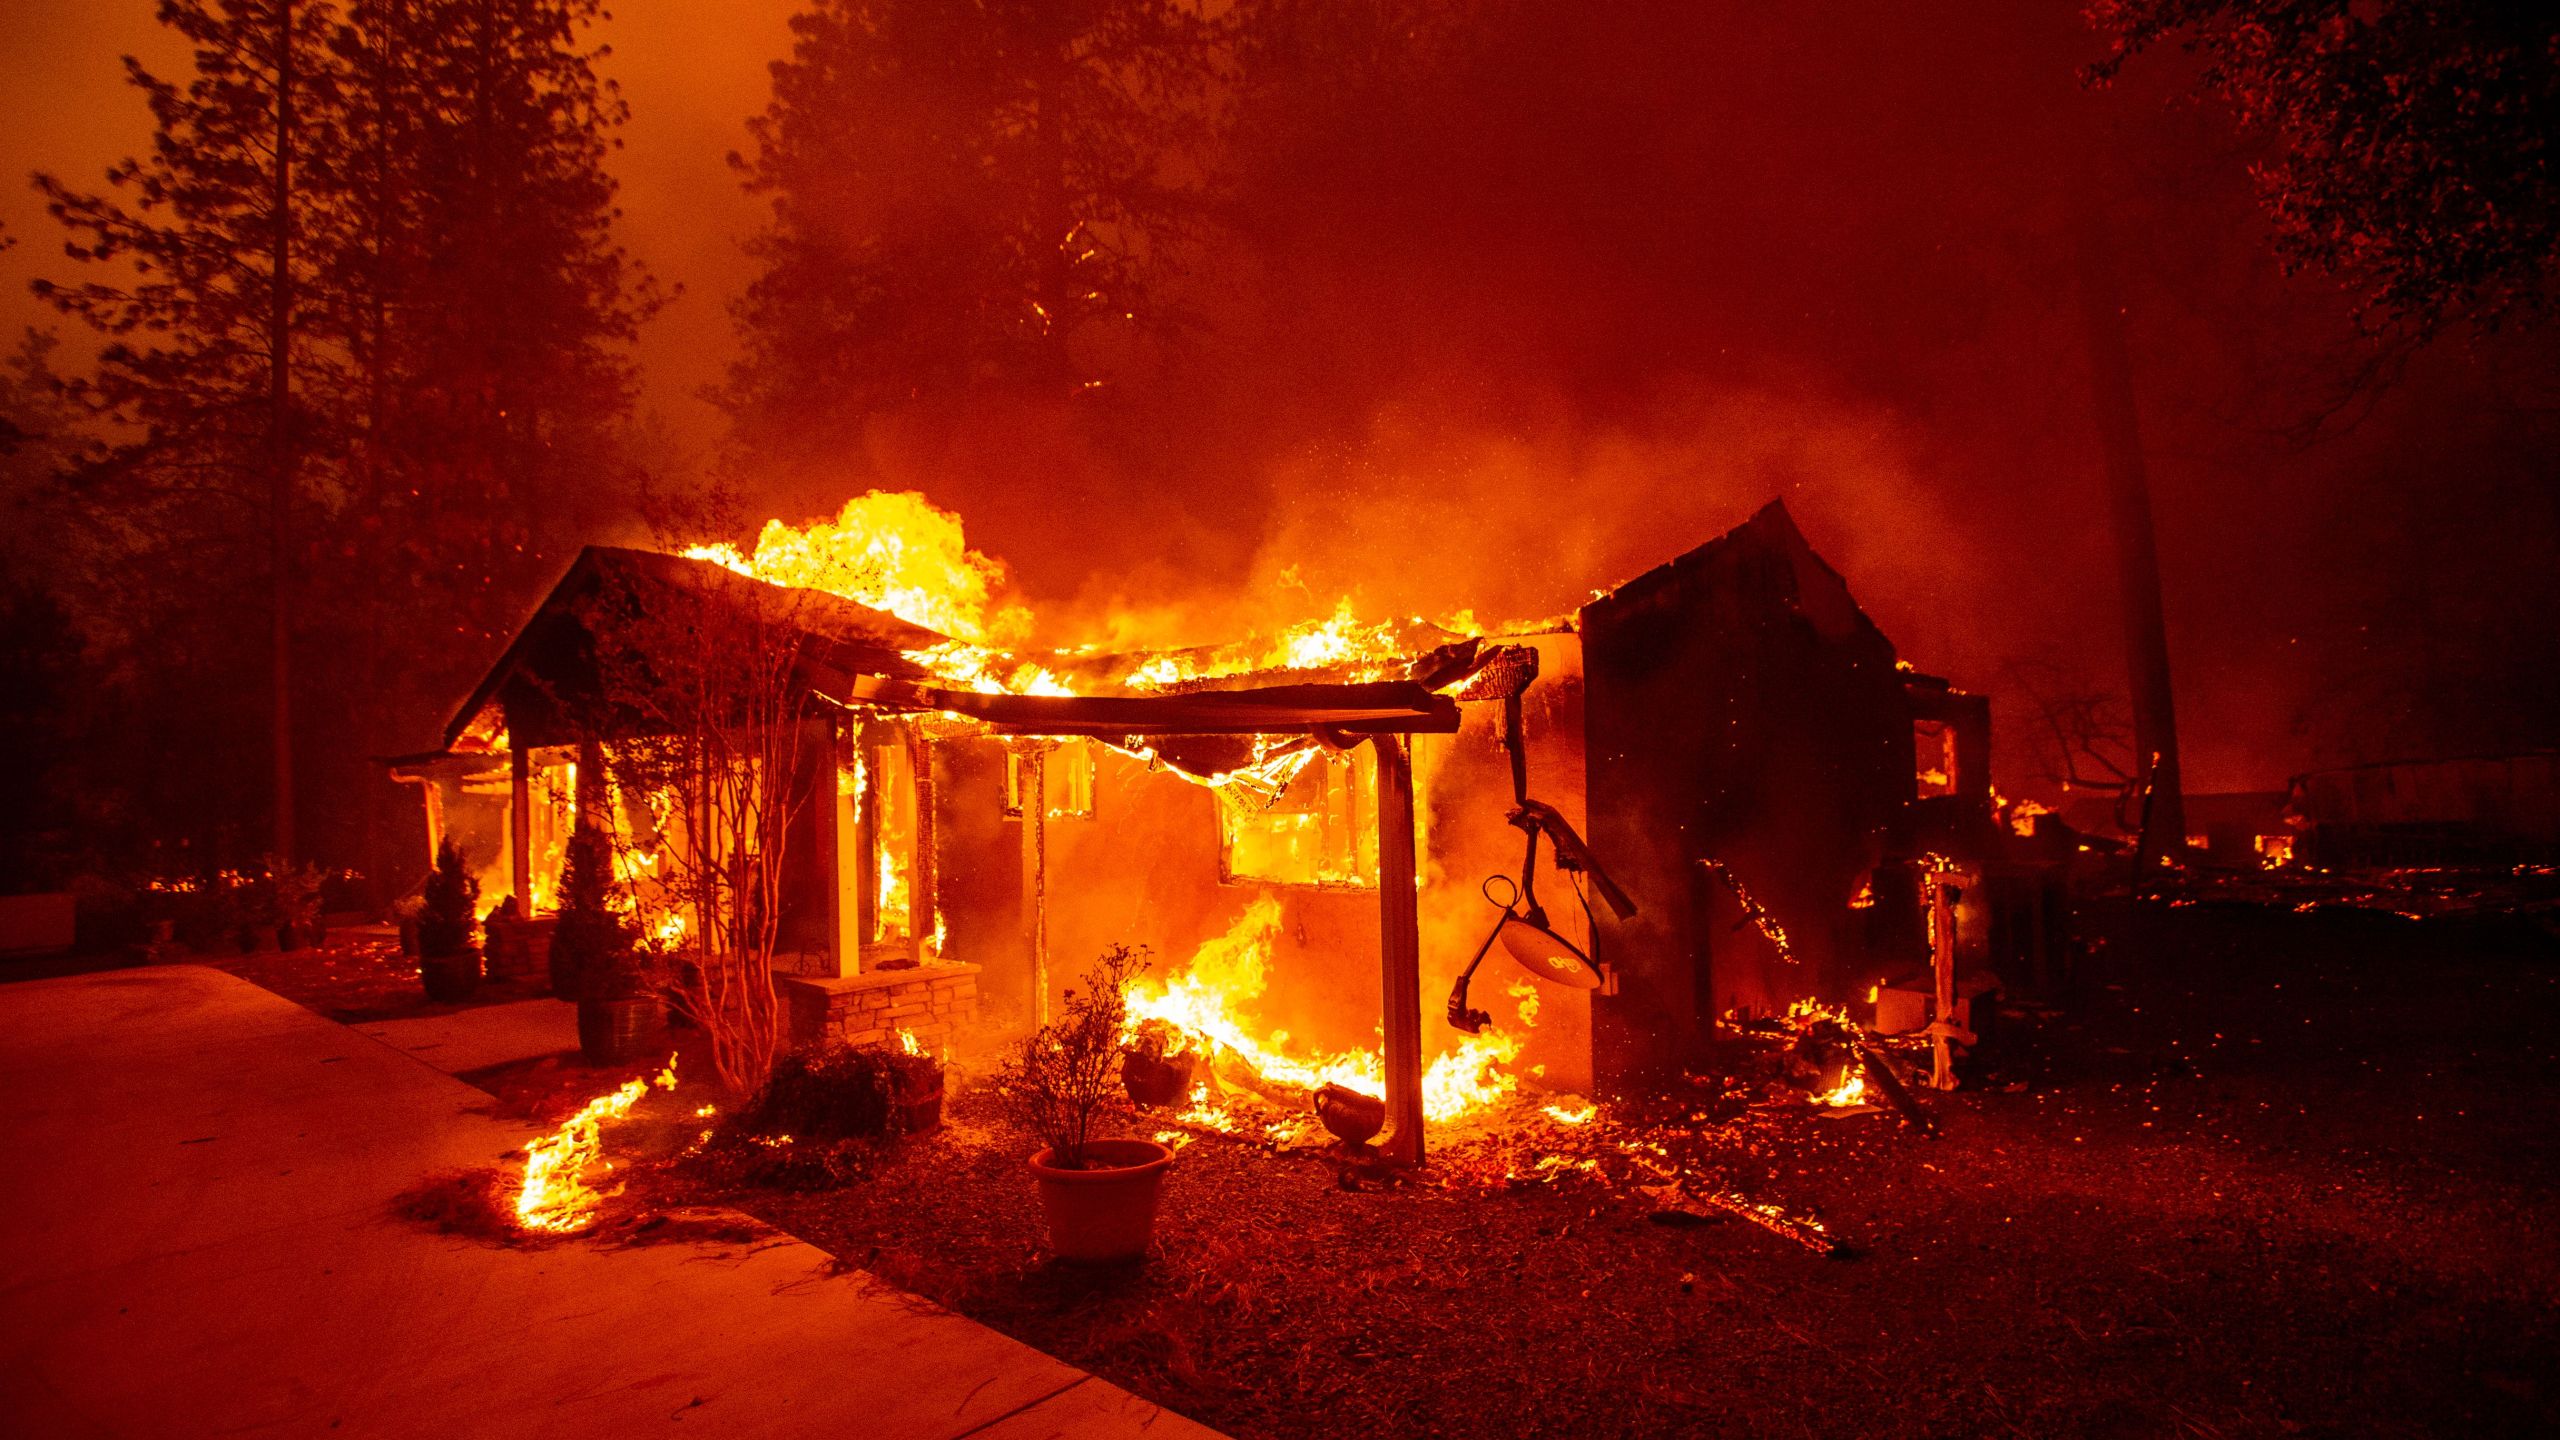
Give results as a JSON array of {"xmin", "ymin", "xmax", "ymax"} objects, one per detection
[
  {"xmin": 613, "ymin": 904, "xmax": 2560, "ymax": 1440},
  {"xmin": 187, "ymin": 903, "xmax": 2560, "ymax": 1439}
]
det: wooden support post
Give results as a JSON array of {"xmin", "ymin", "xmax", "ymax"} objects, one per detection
[
  {"xmin": 1930, "ymin": 867, "xmax": 1959, "ymax": 1092},
  {"xmin": 574, "ymin": 738, "xmax": 605, "ymax": 836},
  {"xmin": 853, "ymin": 724, "xmax": 878, "ymax": 975},
  {"xmin": 908, "ymin": 728, "xmax": 938, "ymax": 960},
  {"xmin": 1020, "ymin": 745, "xmax": 1049, "ymax": 1025},
  {"xmin": 509, "ymin": 744, "xmax": 532, "ymax": 910},
  {"xmin": 419, "ymin": 779, "xmax": 445, "ymax": 860},
  {"xmin": 816, "ymin": 714, "xmax": 849, "ymax": 979},
  {"xmin": 1374, "ymin": 735, "xmax": 1426, "ymax": 1167}
]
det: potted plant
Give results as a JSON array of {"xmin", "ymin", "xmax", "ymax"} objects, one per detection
[
  {"xmin": 266, "ymin": 856, "xmax": 325, "ymax": 951},
  {"xmin": 1000, "ymin": 945, "xmax": 1174, "ymax": 1263},
  {"xmin": 887, "ymin": 1042, "xmax": 945, "ymax": 1132},
  {"xmin": 487, "ymin": 892, "xmax": 557, "ymax": 983},
  {"xmin": 231, "ymin": 868, "xmax": 278, "ymax": 952},
  {"xmin": 1120, "ymin": 1018, "xmax": 1197, "ymax": 1108},
  {"xmin": 416, "ymin": 840, "xmax": 483, "ymax": 1002},
  {"xmin": 549, "ymin": 827, "xmax": 663, "ymax": 1064}
]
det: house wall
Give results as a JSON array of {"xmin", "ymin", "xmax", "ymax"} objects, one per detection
[{"xmin": 1582, "ymin": 504, "xmax": 1913, "ymax": 1089}]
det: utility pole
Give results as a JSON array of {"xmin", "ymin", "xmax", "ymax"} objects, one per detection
[{"xmin": 2072, "ymin": 181, "xmax": 2185, "ymax": 873}]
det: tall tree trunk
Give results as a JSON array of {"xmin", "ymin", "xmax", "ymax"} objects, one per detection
[
  {"xmin": 1033, "ymin": 21, "xmax": 1071, "ymax": 384},
  {"xmin": 268, "ymin": 0, "xmax": 299, "ymax": 863},
  {"xmin": 2071, "ymin": 186, "xmax": 2185, "ymax": 871}
]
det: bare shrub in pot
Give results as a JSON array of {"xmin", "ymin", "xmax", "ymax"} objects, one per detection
[{"xmin": 1000, "ymin": 945, "xmax": 1174, "ymax": 1262}]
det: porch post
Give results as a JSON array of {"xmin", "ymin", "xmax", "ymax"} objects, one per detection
[
  {"xmin": 509, "ymin": 743, "xmax": 532, "ymax": 909},
  {"xmin": 1373, "ymin": 735, "xmax": 1426, "ymax": 1166},
  {"xmin": 908, "ymin": 728, "xmax": 938, "ymax": 961},
  {"xmin": 815, "ymin": 713, "xmax": 849, "ymax": 979},
  {"xmin": 853, "ymin": 722, "xmax": 878, "ymax": 976},
  {"xmin": 1019, "ymin": 744, "xmax": 1049, "ymax": 1025}
]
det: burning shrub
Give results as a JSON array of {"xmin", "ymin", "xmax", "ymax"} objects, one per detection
[
  {"xmin": 696, "ymin": 1037, "xmax": 942, "ymax": 1191},
  {"xmin": 1000, "ymin": 944, "xmax": 1150, "ymax": 1167}
]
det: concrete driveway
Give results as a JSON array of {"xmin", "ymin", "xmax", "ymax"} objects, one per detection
[{"xmin": 0, "ymin": 965, "xmax": 1218, "ymax": 1440}]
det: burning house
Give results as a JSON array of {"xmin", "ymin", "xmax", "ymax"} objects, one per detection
[{"xmin": 389, "ymin": 497, "xmax": 2011, "ymax": 1160}]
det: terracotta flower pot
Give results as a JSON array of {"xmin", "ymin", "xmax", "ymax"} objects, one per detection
[
  {"xmin": 420, "ymin": 951, "xmax": 482, "ymax": 1003},
  {"xmin": 1028, "ymin": 1138, "xmax": 1175, "ymax": 1263},
  {"xmin": 577, "ymin": 996, "xmax": 664, "ymax": 1065}
]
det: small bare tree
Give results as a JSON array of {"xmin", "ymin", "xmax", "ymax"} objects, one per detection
[
  {"xmin": 2000, "ymin": 658, "xmax": 2144, "ymax": 831},
  {"xmin": 999, "ymin": 945, "xmax": 1150, "ymax": 1167},
  {"xmin": 576, "ymin": 564, "xmax": 823, "ymax": 1097}
]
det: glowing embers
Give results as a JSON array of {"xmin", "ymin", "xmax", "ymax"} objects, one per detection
[
  {"xmin": 1700, "ymin": 858, "xmax": 1796, "ymax": 965},
  {"xmin": 1122, "ymin": 900, "xmax": 1526, "ymax": 1125},
  {"xmin": 515, "ymin": 1056, "xmax": 680, "ymax": 1234}
]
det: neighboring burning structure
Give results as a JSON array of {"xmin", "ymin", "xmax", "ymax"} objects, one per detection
[{"xmin": 389, "ymin": 497, "xmax": 2010, "ymax": 1157}]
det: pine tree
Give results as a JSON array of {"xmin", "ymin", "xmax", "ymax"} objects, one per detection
[
  {"xmin": 34, "ymin": 0, "xmax": 342, "ymax": 863},
  {"xmin": 36, "ymin": 0, "xmax": 658, "ymax": 888},
  {"xmin": 722, "ymin": 0, "xmax": 1221, "ymax": 467},
  {"xmin": 300, "ymin": 0, "xmax": 660, "ymax": 886}
]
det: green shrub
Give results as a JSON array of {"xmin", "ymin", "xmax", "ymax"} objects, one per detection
[
  {"xmin": 417, "ymin": 840, "xmax": 479, "ymax": 959},
  {"xmin": 548, "ymin": 827, "xmax": 655, "ymax": 1000},
  {"xmin": 736, "ymin": 1039, "xmax": 942, "ymax": 1144}
]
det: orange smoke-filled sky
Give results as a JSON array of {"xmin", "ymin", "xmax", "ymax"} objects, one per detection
[
  {"xmin": 5, "ymin": 2, "xmax": 2554, "ymax": 797},
  {"xmin": 0, "ymin": 0, "xmax": 788, "ymax": 452}
]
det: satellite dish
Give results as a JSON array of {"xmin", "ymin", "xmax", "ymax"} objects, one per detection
[{"xmin": 1497, "ymin": 912, "xmax": 1606, "ymax": 990}]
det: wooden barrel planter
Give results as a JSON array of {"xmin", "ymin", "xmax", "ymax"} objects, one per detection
[
  {"xmin": 896, "ymin": 1080, "xmax": 945, "ymax": 1134},
  {"xmin": 577, "ymin": 996, "xmax": 665, "ymax": 1065},
  {"xmin": 484, "ymin": 916, "xmax": 556, "ymax": 983}
]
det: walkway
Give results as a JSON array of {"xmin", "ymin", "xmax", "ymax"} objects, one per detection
[{"xmin": 0, "ymin": 965, "xmax": 1219, "ymax": 1440}]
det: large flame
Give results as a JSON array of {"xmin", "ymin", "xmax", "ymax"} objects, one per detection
[
  {"xmin": 1125, "ymin": 899, "xmax": 1523, "ymax": 1124},
  {"xmin": 684, "ymin": 491, "xmax": 1032, "ymax": 646},
  {"xmin": 515, "ymin": 1055, "xmax": 680, "ymax": 1234}
]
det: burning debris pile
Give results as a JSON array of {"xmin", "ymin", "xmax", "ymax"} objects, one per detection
[
  {"xmin": 1119, "ymin": 899, "xmax": 1527, "ymax": 1137},
  {"xmin": 1102, "ymin": 903, "xmax": 1947, "ymax": 1259}
]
